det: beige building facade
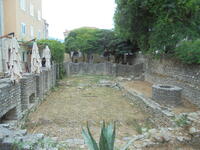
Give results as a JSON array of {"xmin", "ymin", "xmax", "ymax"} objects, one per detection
[
  {"xmin": 3, "ymin": 0, "xmax": 48, "ymax": 41},
  {"xmin": 0, "ymin": 0, "xmax": 48, "ymax": 72}
]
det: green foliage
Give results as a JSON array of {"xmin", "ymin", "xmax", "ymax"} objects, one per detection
[
  {"xmin": 58, "ymin": 63, "xmax": 65, "ymax": 79},
  {"xmin": 114, "ymin": 0, "xmax": 200, "ymax": 60},
  {"xmin": 82, "ymin": 122, "xmax": 116, "ymax": 150},
  {"xmin": 65, "ymin": 27, "xmax": 101, "ymax": 54},
  {"xmin": 110, "ymin": 38, "xmax": 136, "ymax": 55},
  {"xmin": 12, "ymin": 140, "xmax": 26, "ymax": 150},
  {"xmin": 174, "ymin": 114, "xmax": 190, "ymax": 127},
  {"xmin": 175, "ymin": 39, "xmax": 200, "ymax": 64},
  {"xmin": 82, "ymin": 122, "xmax": 143, "ymax": 150},
  {"xmin": 65, "ymin": 27, "xmax": 136, "ymax": 57},
  {"xmin": 94, "ymin": 29, "xmax": 117, "ymax": 54},
  {"xmin": 37, "ymin": 39, "xmax": 65, "ymax": 63}
]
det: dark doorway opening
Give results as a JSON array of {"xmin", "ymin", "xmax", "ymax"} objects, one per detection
[
  {"xmin": 0, "ymin": 107, "xmax": 17, "ymax": 124},
  {"xmin": 29, "ymin": 93, "xmax": 35, "ymax": 104}
]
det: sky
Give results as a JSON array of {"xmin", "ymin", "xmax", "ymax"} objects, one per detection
[{"xmin": 42, "ymin": 0, "xmax": 116, "ymax": 40}]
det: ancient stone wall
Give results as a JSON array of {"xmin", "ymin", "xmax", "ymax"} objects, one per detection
[
  {"xmin": 126, "ymin": 53, "xmax": 200, "ymax": 107},
  {"xmin": 143, "ymin": 56, "xmax": 200, "ymax": 107},
  {"xmin": 115, "ymin": 63, "xmax": 144, "ymax": 77},
  {"xmin": 20, "ymin": 74, "xmax": 37, "ymax": 112},
  {"xmin": 0, "ymin": 79, "xmax": 21, "ymax": 122},
  {"xmin": 0, "ymin": 65, "xmax": 57, "ymax": 123},
  {"xmin": 64, "ymin": 62, "xmax": 144, "ymax": 78}
]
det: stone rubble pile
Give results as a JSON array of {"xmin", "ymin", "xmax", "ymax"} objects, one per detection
[
  {"xmin": 124, "ymin": 111, "xmax": 200, "ymax": 149},
  {"xmin": 0, "ymin": 124, "xmax": 68, "ymax": 150}
]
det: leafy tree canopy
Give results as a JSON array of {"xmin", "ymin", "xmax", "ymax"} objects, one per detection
[
  {"xmin": 65, "ymin": 27, "xmax": 100, "ymax": 54},
  {"xmin": 114, "ymin": 0, "xmax": 200, "ymax": 55},
  {"xmin": 65, "ymin": 27, "xmax": 137, "ymax": 56}
]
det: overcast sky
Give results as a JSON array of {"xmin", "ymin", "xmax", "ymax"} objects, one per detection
[{"xmin": 42, "ymin": 0, "xmax": 116, "ymax": 40}]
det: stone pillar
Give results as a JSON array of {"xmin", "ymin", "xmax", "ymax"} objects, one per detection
[
  {"xmin": 36, "ymin": 72, "xmax": 44, "ymax": 100},
  {"xmin": 20, "ymin": 74, "xmax": 37, "ymax": 111}
]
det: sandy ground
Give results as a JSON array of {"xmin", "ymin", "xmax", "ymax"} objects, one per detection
[{"xmin": 25, "ymin": 75, "xmax": 152, "ymax": 143}]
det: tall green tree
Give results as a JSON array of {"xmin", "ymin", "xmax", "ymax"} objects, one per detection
[
  {"xmin": 114, "ymin": 0, "xmax": 200, "ymax": 55},
  {"xmin": 65, "ymin": 27, "xmax": 100, "ymax": 55},
  {"xmin": 65, "ymin": 27, "xmax": 137, "ymax": 63}
]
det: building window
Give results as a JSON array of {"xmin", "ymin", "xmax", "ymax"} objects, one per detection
[
  {"xmin": 30, "ymin": 4, "xmax": 34, "ymax": 16},
  {"xmin": 20, "ymin": 0, "xmax": 26, "ymax": 11},
  {"xmin": 38, "ymin": 10, "xmax": 41, "ymax": 20},
  {"xmin": 21, "ymin": 23, "xmax": 26, "ymax": 35},
  {"xmin": 30, "ymin": 26, "xmax": 34, "ymax": 38}
]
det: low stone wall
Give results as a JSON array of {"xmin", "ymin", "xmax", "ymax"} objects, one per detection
[
  {"xmin": 143, "ymin": 56, "xmax": 200, "ymax": 107},
  {"xmin": 20, "ymin": 74, "xmax": 37, "ymax": 112},
  {"xmin": 118, "ymin": 82, "xmax": 175, "ymax": 127},
  {"xmin": 0, "ymin": 65, "xmax": 57, "ymax": 123},
  {"xmin": 0, "ymin": 79, "xmax": 21, "ymax": 122},
  {"xmin": 64, "ymin": 62, "xmax": 144, "ymax": 78}
]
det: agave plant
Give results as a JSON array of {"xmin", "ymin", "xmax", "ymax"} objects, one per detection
[
  {"xmin": 82, "ymin": 122, "xmax": 116, "ymax": 150},
  {"xmin": 82, "ymin": 122, "xmax": 137, "ymax": 150}
]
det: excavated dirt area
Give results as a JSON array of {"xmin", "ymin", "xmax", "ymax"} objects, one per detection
[
  {"xmin": 24, "ymin": 75, "xmax": 154, "ymax": 148},
  {"xmin": 24, "ymin": 75, "xmax": 199, "ymax": 149}
]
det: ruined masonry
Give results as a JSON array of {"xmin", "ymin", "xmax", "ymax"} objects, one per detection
[{"xmin": 0, "ymin": 65, "xmax": 57, "ymax": 123}]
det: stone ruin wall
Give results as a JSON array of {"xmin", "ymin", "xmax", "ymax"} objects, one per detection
[
  {"xmin": 0, "ymin": 80, "xmax": 21, "ymax": 122},
  {"xmin": 143, "ymin": 56, "xmax": 200, "ymax": 107},
  {"xmin": 128, "ymin": 53, "xmax": 200, "ymax": 107},
  {"xmin": 64, "ymin": 61, "xmax": 144, "ymax": 78},
  {"xmin": 0, "ymin": 64, "xmax": 57, "ymax": 123}
]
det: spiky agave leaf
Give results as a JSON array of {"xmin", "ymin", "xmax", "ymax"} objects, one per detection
[
  {"xmin": 99, "ymin": 121, "xmax": 116, "ymax": 150},
  {"xmin": 82, "ymin": 123, "xmax": 99, "ymax": 150},
  {"xmin": 99, "ymin": 122, "xmax": 109, "ymax": 150}
]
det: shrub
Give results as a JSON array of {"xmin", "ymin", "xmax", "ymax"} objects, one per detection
[
  {"xmin": 174, "ymin": 114, "xmax": 190, "ymax": 127},
  {"xmin": 175, "ymin": 39, "xmax": 200, "ymax": 64}
]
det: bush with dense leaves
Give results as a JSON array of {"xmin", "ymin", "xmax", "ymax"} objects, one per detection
[
  {"xmin": 175, "ymin": 39, "xmax": 200, "ymax": 64},
  {"xmin": 114, "ymin": 0, "xmax": 200, "ymax": 64}
]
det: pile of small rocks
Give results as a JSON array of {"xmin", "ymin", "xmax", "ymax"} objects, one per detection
[
  {"xmin": 0, "ymin": 124, "xmax": 68, "ymax": 150},
  {"xmin": 98, "ymin": 80, "xmax": 118, "ymax": 88},
  {"xmin": 122, "ymin": 111, "xmax": 200, "ymax": 149}
]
